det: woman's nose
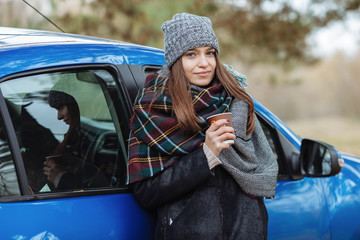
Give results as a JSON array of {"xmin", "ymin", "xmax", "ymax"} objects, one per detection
[
  {"xmin": 57, "ymin": 111, "xmax": 63, "ymax": 120},
  {"xmin": 198, "ymin": 54, "xmax": 209, "ymax": 67}
]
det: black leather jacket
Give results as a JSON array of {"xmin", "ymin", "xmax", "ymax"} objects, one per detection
[{"xmin": 130, "ymin": 147, "xmax": 268, "ymax": 240}]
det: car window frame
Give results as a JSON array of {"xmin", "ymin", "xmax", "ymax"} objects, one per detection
[
  {"xmin": 0, "ymin": 64, "xmax": 135, "ymax": 202},
  {"xmin": 256, "ymin": 114, "xmax": 294, "ymax": 180},
  {"xmin": 0, "ymin": 90, "xmax": 27, "ymax": 197}
]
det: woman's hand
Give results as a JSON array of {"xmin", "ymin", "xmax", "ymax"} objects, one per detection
[
  {"xmin": 205, "ymin": 119, "xmax": 236, "ymax": 157},
  {"xmin": 43, "ymin": 159, "xmax": 63, "ymax": 183}
]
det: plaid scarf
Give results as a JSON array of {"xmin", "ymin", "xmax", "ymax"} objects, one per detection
[{"xmin": 127, "ymin": 73, "xmax": 232, "ymax": 184}]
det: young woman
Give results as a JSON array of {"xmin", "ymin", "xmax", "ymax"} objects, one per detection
[{"xmin": 127, "ymin": 13, "xmax": 278, "ymax": 239}]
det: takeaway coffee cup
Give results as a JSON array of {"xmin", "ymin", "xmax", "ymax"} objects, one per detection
[{"xmin": 206, "ymin": 112, "xmax": 234, "ymax": 144}]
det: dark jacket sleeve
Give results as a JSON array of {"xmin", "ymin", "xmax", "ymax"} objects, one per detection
[{"xmin": 129, "ymin": 146, "xmax": 213, "ymax": 209}]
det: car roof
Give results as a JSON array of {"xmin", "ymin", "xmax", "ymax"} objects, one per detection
[
  {"xmin": 1, "ymin": 27, "xmax": 128, "ymax": 48},
  {"xmin": 0, "ymin": 27, "xmax": 165, "ymax": 77}
]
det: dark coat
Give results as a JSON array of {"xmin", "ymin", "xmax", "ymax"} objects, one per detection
[{"xmin": 130, "ymin": 147, "xmax": 268, "ymax": 240}]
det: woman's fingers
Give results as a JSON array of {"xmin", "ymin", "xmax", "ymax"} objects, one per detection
[
  {"xmin": 43, "ymin": 159, "xmax": 56, "ymax": 176},
  {"xmin": 208, "ymin": 119, "xmax": 232, "ymax": 131},
  {"xmin": 205, "ymin": 119, "xmax": 236, "ymax": 156},
  {"xmin": 43, "ymin": 159, "xmax": 63, "ymax": 183}
]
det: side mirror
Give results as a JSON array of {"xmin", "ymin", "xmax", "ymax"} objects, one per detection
[{"xmin": 299, "ymin": 139, "xmax": 344, "ymax": 177}]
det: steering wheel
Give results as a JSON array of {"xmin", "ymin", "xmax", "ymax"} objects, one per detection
[{"xmin": 87, "ymin": 131, "xmax": 118, "ymax": 164}]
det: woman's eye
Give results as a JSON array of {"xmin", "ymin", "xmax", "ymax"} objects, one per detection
[
  {"xmin": 186, "ymin": 52, "xmax": 195, "ymax": 57},
  {"xmin": 207, "ymin": 51, "xmax": 215, "ymax": 56}
]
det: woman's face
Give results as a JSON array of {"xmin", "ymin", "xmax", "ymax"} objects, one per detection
[
  {"xmin": 56, "ymin": 105, "xmax": 72, "ymax": 125},
  {"xmin": 181, "ymin": 46, "xmax": 216, "ymax": 86}
]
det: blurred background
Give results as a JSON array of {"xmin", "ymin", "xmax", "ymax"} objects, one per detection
[{"xmin": 1, "ymin": 0, "xmax": 359, "ymax": 155}]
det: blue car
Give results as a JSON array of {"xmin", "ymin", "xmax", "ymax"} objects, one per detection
[{"xmin": 0, "ymin": 27, "xmax": 359, "ymax": 240}]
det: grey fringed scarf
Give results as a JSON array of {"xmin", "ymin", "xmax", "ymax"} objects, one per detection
[{"xmin": 219, "ymin": 99, "xmax": 278, "ymax": 198}]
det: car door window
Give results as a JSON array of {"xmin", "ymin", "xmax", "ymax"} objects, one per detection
[
  {"xmin": 0, "ymin": 69, "xmax": 129, "ymax": 193},
  {"xmin": 258, "ymin": 116, "xmax": 288, "ymax": 179}
]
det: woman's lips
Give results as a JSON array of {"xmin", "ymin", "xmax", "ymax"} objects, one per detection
[{"xmin": 196, "ymin": 71, "xmax": 211, "ymax": 77}]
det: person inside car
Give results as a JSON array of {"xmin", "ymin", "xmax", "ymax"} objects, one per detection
[
  {"xmin": 127, "ymin": 13, "xmax": 278, "ymax": 239},
  {"xmin": 43, "ymin": 90, "xmax": 83, "ymax": 190},
  {"xmin": 44, "ymin": 90, "xmax": 108, "ymax": 190}
]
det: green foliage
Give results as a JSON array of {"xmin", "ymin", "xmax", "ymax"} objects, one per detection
[{"xmin": 51, "ymin": 0, "xmax": 359, "ymax": 63}]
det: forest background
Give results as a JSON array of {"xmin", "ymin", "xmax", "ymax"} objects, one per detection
[{"xmin": 1, "ymin": 0, "xmax": 359, "ymax": 155}]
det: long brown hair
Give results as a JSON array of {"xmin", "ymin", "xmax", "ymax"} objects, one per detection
[
  {"xmin": 166, "ymin": 53, "xmax": 255, "ymax": 135},
  {"xmin": 54, "ymin": 103, "xmax": 81, "ymax": 155}
]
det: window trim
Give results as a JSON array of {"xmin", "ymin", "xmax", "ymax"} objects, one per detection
[{"xmin": 0, "ymin": 89, "xmax": 29, "ymax": 196}]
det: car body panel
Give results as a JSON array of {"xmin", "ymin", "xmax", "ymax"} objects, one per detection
[
  {"xmin": 0, "ymin": 27, "xmax": 163, "ymax": 78},
  {"xmin": 0, "ymin": 44, "xmax": 125, "ymax": 78},
  {"xmin": 0, "ymin": 194, "xmax": 155, "ymax": 239},
  {"xmin": 325, "ymin": 154, "xmax": 360, "ymax": 239},
  {"xmin": 265, "ymin": 178, "xmax": 332, "ymax": 239},
  {"xmin": 0, "ymin": 27, "xmax": 360, "ymax": 239}
]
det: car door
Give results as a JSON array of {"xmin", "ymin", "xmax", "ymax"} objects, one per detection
[
  {"xmin": 0, "ymin": 65, "xmax": 154, "ymax": 239},
  {"xmin": 258, "ymin": 116, "xmax": 332, "ymax": 239}
]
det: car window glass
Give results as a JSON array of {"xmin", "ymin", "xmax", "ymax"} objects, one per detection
[
  {"xmin": 1, "ymin": 69, "xmax": 129, "ymax": 193},
  {"xmin": 0, "ymin": 116, "xmax": 20, "ymax": 197}
]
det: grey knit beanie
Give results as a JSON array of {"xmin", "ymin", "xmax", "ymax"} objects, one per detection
[{"xmin": 162, "ymin": 13, "xmax": 219, "ymax": 69}]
